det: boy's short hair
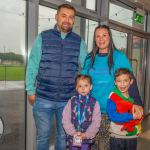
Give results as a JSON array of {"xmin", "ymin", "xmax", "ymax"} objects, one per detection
[
  {"xmin": 75, "ymin": 74, "xmax": 92, "ymax": 86},
  {"xmin": 57, "ymin": 4, "xmax": 76, "ymax": 15},
  {"xmin": 114, "ymin": 68, "xmax": 133, "ymax": 80}
]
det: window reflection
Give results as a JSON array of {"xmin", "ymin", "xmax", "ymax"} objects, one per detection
[
  {"xmin": 0, "ymin": 0, "xmax": 26, "ymax": 149},
  {"xmin": 65, "ymin": 0, "xmax": 96, "ymax": 11},
  {"xmin": 0, "ymin": 0, "xmax": 25, "ymax": 81},
  {"xmin": 65, "ymin": 0, "xmax": 81, "ymax": 6},
  {"xmin": 132, "ymin": 36, "xmax": 146, "ymax": 100},
  {"xmin": 109, "ymin": 3, "xmax": 145, "ymax": 30},
  {"xmin": 85, "ymin": 20, "xmax": 98, "ymax": 52},
  {"xmin": 86, "ymin": 0, "xmax": 96, "ymax": 11},
  {"xmin": 111, "ymin": 29, "xmax": 127, "ymax": 53},
  {"xmin": 39, "ymin": 5, "xmax": 98, "ymax": 53},
  {"xmin": 109, "ymin": 3, "xmax": 133, "ymax": 27},
  {"xmin": 39, "ymin": 5, "xmax": 56, "ymax": 33}
]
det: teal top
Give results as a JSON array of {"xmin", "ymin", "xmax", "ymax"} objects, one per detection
[
  {"xmin": 26, "ymin": 33, "xmax": 88, "ymax": 95},
  {"xmin": 81, "ymin": 50, "xmax": 133, "ymax": 113}
]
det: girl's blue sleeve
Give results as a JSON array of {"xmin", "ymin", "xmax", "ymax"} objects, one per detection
[{"xmin": 106, "ymin": 99, "xmax": 133, "ymax": 123}]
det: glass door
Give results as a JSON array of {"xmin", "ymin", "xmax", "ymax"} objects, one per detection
[
  {"xmin": 131, "ymin": 36, "xmax": 147, "ymax": 103},
  {"xmin": 111, "ymin": 29, "xmax": 128, "ymax": 53},
  {"xmin": 0, "ymin": 0, "xmax": 26, "ymax": 149}
]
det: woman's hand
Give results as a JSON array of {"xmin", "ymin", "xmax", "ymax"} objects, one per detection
[{"xmin": 132, "ymin": 104, "xmax": 143, "ymax": 119}]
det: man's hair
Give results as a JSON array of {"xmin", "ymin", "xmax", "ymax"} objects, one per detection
[
  {"xmin": 114, "ymin": 68, "xmax": 133, "ymax": 80},
  {"xmin": 57, "ymin": 4, "xmax": 76, "ymax": 15},
  {"xmin": 75, "ymin": 74, "xmax": 92, "ymax": 86}
]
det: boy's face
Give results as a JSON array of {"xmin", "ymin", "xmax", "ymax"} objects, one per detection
[
  {"xmin": 76, "ymin": 79, "xmax": 92, "ymax": 96},
  {"xmin": 115, "ymin": 74, "xmax": 133, "ymax": 94}
]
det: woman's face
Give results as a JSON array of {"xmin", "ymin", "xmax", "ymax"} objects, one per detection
[{"xmin": 95, "ymin": 28, "xmax": 110, "ymax": 53}]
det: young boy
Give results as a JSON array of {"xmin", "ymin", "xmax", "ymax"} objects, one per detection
[
  {"xmin": 107, "ymin": 68, "xmax": 143, "ymax": 150},
  {"xmin": 62, "ymin": 74, "xmax": 101, "ymax": 150}
]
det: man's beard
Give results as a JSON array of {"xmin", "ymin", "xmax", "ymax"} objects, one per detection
[{"xmin": 60, "ymin": 23, "xmax": 72, "ymax": 33}]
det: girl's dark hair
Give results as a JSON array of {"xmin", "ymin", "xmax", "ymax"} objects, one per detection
[
  {"xmin": 89, "ymin": 24, "xmax": 116, "ymax": 72},
  {"xmin": 75, "ymin": 74, "xmax": 92, "ymax": 86}
]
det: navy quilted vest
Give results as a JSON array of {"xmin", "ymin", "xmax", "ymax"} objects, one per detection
[{"xmin": 36, "ymin": 27, "xmax": 81, "ymax": 102}]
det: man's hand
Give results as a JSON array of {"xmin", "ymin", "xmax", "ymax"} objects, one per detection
[{"xmin": 28, "ymin": 95, "xmax": 36, "ymax": 105}]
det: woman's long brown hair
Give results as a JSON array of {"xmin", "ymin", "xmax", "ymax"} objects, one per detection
[{"xmin": 89, "ymin": 25, "xmax": 117, "ymax": 73}]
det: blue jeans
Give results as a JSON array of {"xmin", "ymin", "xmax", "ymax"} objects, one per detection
[{"xmin": 33, "ymin": 98, "xmax": 67, "ymax": 150}]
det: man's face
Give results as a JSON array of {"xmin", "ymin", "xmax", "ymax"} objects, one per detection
[{"xmin": 55, "ymin": 7, "xmax": 75, "ymax": 33}]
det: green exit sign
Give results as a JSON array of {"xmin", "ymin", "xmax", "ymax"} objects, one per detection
[{"xmin": 134, "ymin": 12, "xmax": 145, "ymax": 24}]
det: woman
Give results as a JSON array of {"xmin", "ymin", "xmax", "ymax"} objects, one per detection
[{"xmin": 81, "ymin": 25, "xmax": 143, "ymax": 150}]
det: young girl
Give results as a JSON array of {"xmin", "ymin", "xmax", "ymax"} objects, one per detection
[
  {"xmin": 62, "ymin": 74, "xmax": 101, "ymax": 150},
  {"xmin": 107, "ymin": 68, "xmax": 143, "ymax": 150}
]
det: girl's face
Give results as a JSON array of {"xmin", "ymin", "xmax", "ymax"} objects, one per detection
[
  {"xmin": 95, "ymin": 28, "xmax": 110, "ymax": 53},
  {"xmin": 76, "ymin": 79, "xmax": 92, "ymax": 96},
  {"xmin": 115, "ymin": 74, "xmax": 133, "ymax": 96}
]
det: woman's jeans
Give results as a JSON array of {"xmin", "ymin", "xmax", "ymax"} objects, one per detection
[{"xmin": 33, "ymin": 98, "xmax": 67, "ymax": 150}]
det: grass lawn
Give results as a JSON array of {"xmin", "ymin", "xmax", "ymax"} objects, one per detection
[{"xmin": 0, "ymin": 65, "xmax": 25, "ymax": 80}]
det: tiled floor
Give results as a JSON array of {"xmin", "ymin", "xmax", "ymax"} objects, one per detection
[{"xmin": 137, "ymin": 114, "xmax": 150, "ymax": 150}]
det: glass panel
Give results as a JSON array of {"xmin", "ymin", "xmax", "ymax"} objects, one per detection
[
  {"xmin": 111, "ymin": 29, "xmax": 127, "ymax": 53},
  {"xmin": 109, "ymin": 3, "xmax": 146, "ymax": 30},
  {"xmin": 109, "ymin": 3, "xmax": 133, "ymax": 27},
  {"xmin": 133, "ymin": 8, "xmax": 146, "ymax": 31},
  {"xmin": 85, "ymin": 20, "xmax": 98, "ymax": 52},
  {"xmin": 65, "ymin": 0, "xmax": 96, "ymax": 10},
  {"xmin": 86, "ymin": 0, "xmax": 96, "ymax": 11},
  {"xmin": 73, "ymin": 17, "xmax": 98, "ymax": 52},
  {"xmin": 0, "ymin": 0, "xmax": 26, "ymax": 150},
  {"xmin": 65, "ymin": 0, "xmax": 81, "ymax": 5},
  {"xmin": 131, "ymin": 36, "xmax": 146, "ymax": 100},
  {"xmin": 39, "ymin": 5, "xmax": 56, "ymax": 33}
]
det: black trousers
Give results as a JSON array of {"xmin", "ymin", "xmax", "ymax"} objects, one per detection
[{"xmin": 110, "ymin": 137, "xmax": 137, "ymax": 150}]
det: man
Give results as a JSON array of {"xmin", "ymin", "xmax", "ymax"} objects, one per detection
[{"xmin": 26, "ymin": 4, "xmax": 88, "ymax": 150}]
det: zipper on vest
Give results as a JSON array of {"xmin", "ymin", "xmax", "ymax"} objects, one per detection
[{"xmin": 58, "ymin": 39, "xmax": 64, "ymax": 99}]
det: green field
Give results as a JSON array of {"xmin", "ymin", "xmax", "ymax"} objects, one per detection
[{"xmin": 0, "ymin": 65, "xmax": 25, "ymax": 80}]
